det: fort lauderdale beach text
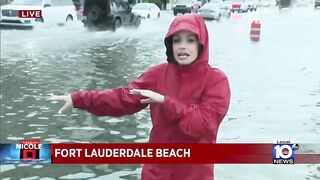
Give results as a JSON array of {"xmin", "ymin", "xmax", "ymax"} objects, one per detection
[{"xmin": 54, "ymin": 148, "xmax": 191, "ymax": 158}]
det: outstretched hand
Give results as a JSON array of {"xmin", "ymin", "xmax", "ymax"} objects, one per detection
[
  {"xmin": 130, "ymin": 89, "xmax": 165, "ymax": 104},
  {"xmin": 48, "ymin": 94, "xmax": 73, "ymax": 114}
]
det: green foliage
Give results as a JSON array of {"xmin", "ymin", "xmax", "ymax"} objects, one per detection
[{"xmin": 0, "ymin": 0, "xmax": 12, "ymax": 5}]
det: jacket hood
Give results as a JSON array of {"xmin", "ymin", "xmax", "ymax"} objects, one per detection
[{"xmin": 165, "ymin": 14, "xmax": 209, "ymax": 68}]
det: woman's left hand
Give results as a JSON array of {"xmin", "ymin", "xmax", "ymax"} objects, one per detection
[{"xmin": 129, "ymin": 89, "xmax": 165, "ymax": 104}]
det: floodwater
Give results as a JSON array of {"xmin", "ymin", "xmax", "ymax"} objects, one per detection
[{"xmin": 1, "ymin": 7, "xmax": 319, "ymax": 180}]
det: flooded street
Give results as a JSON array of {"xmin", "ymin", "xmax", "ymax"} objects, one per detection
[{"xmin": 1, "ymin": 7, "xmax": 320, "ymax": 180}]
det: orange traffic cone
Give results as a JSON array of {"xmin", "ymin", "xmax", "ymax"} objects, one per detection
[{"xmin": 250, "ymin": 21, "xmax": 261, "ymax": 41}]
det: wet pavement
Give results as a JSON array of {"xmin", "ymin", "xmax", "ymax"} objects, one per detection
[{"xmin": 1, "ymin": 7, "xmax": 320, "ymax": 180}]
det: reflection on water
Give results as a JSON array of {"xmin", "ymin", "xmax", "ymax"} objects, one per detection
[
  {"xmin": 1, "ymin": 18, "xmax": 168, "ymax": 179},
  {"xmin": 1, "ymin": 10, "xmax": 320, "ymax": 180}
]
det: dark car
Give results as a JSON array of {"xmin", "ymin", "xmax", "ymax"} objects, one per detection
[
  {"xmin": 82, "ymin": 0, "xmax": 141, "ymax": 31},
  {"xmin": 315, "ymin": 0, "xmax": 320, "ymax": 8},
  {"xmin": 277, "ymin": 0, "xmax": 292, "ymax": 9},
  {"xmin": 172, "ymin": 0, "xmax": 201, "ymax": 16}
]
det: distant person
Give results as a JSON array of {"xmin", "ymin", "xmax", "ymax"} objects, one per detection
[{"xmin": 49, "ymin": 14, "xmax": 231, "ymax": 180}]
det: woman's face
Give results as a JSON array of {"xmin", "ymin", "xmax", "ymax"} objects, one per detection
[{"xmin": 172, "ymin": 31, "xmax": 199, "ymax": 65}]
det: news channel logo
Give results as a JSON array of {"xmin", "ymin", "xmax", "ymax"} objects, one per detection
[
  {"xmin": 273, "ymin": 140, "xmax": 299, "ymax": 164},
  {"xmin": 0, "ymin": 140, "xmax": 51, "ymax": 164}
]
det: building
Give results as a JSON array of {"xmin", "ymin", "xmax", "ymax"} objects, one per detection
[{"xmin": 0, "ymin": 0, "xmax": 12, "ymax": 6}]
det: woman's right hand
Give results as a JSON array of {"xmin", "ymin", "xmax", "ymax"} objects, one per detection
[{"xmin": 48, "ymin": 94, "xmax": 73, "ymax": 114}]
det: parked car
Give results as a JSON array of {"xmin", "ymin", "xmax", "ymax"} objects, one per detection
[
  {"xmin": 294, "ymin": 0, "xmax": 309, "ymax": 7},
  {"xmin": 172, "ymin": 0, "xmax": 201, "ymax": 16},
  {"xmin": 257, "ymin": 0, "xmax": 276, "ymax": 7},
  {"xmin": 82, "ymin": 0, "xmax": 141, "ymax": 31},
  {"xmin": 315, "ymin": 0, "xmax": 320, "ymax": 8},
  {"xmin": 0, "ymin": 0, "xmax": 77, "ymax": 28},
  {"xmin": 277, "ymin": 0, "xmax": 292, "ymax": 9},
  {"xmin": 198, "ymin": 1, "xmax": 231, "ymax": 21},
  {"xmin": 247, "ymin": 0, "xmax": 258, "ymax": 11},
  {"xmin": 131, "ymin": 3, "xmax": 160, "ymax": 19}
]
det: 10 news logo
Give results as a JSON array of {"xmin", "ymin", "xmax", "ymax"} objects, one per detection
[{"xmin": 273, "ymin": 140, "xmax": 299, "ymax": 164}]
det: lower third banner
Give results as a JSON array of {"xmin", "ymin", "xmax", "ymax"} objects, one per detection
[
  {"xmin": 2, "ymin": 142, "xmax": 319, "ymax": 164},
  {"xmin": 50, "ymin": 143, "xmax": 320, "ymax": 164}
]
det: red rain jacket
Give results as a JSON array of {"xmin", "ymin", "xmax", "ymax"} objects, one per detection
[{"xmin": 72, "ymin": 14, "xmax": 231, "ymax": 180}]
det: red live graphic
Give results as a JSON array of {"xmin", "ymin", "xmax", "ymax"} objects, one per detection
[{"xmin": 19, "ymin": 10, "xmax": 42, "ymax": 18}]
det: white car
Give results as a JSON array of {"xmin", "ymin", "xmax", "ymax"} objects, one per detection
[
  {"xmin": 131, "ymin": 3, "xmax": 160, "ymax": 19},
  {"xmin": 257, "ymin": 0, "xmax": 276, "ymax": 7},
  {"xmin": 198, "ymin": 1, "xmax": 231, "ymax": 21},
  {"xmin": 294, "ymin": 0, "xmax": 309, "ymax": 7},
  {"xmin": 0, "ymin": 0, "xmax": 77, "ymax": 28}
]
